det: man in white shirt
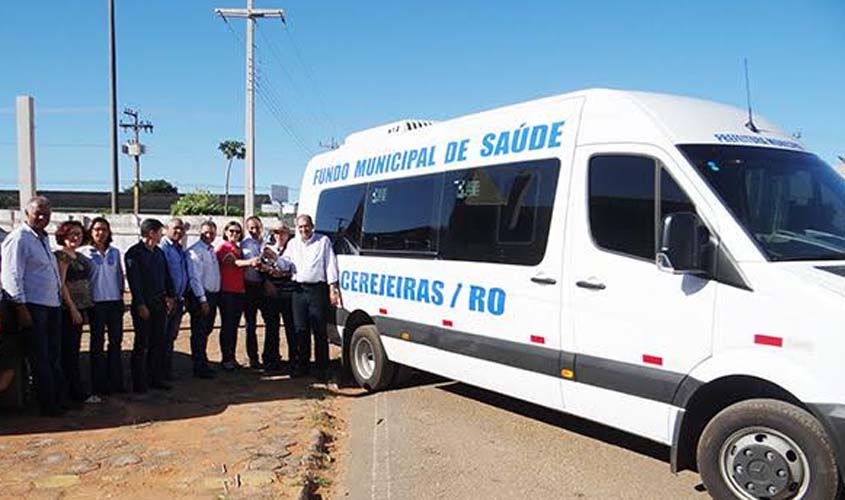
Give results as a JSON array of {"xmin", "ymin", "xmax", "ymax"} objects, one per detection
[
  {"xmin": 283, "ymin": 214, "xmax": 341, "ymax": 381},
  {"xmin": 187, "ymin": 221, "xmax": 221, "ymax": 379},
  {"xmin": 1, "ymin": 196, "xmax": 64, "ymax": 415}
]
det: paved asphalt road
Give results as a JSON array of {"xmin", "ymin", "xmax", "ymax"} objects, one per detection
[{"xmin": 342, "ymin": 373, "xmax": 709, "ymax": 500}]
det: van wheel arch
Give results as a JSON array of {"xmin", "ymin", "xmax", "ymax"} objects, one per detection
[
  {"xmin": 341, "ymin": 310, "xmax": 375, "ymax": 377},
  {"xmin": 672, "ymin": 375, "xmax": 804, "ymax": 474}
]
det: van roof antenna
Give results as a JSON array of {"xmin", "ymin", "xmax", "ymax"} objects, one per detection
[{"xmin": 744, "ymin": 58, "xmax": 760, "ymax": 133}]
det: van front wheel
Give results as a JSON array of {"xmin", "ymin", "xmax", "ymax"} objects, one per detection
[
  {"xmin": 697, "ymin": 399, "xmax": 839, "ymax": 500},
  {"xmin": 349, "ymin": 325, "xmax": 394, "ymax": 392}
]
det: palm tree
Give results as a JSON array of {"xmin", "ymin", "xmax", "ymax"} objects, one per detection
[{"xmin": 218, "ymin": 140, "xmax": 246, "ymax": 216}]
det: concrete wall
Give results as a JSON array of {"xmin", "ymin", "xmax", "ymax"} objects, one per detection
[{"xmin": 0, "ymin": 209, "xmax": 292, "ymax": 251}]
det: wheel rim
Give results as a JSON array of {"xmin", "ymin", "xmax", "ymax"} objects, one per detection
[
  {"xmin": 718, "ymin": 426, "xmax": 810, "ymax": 500},
  {"xmin": 353, "ymin": 337, "xmax": 376, "ymax": 380}
]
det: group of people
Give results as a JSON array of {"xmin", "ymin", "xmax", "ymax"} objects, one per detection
[{"xmin": 0, "ymin": 196, "xmax": 341, "ymax": 417}]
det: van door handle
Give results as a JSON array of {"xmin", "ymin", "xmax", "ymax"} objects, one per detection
[
  {"xmin": 576, "ymin": 280, "xmax": 606, "ymax": 290},
  {"xmin": 531, "ymin": 276, "xmax": 557, "ymax": 285}
]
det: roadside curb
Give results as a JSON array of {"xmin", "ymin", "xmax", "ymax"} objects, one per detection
[{"xmin": 297, "ymin": 428, "xmax": 329, "ymax": 500}]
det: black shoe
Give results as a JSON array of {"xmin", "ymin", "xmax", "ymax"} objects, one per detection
[
  {"xmin": 150, "ymin": 381, "xmax": 172, "ymax": 391},
  {"xmin": 249, "ymin": 360, "xmax": 263, "ymax": 370},
  {"xmin": 263, "ymin": 363, "xmax": 284, "ymax": 375},
  {"xmin": 43, "ymin": 407, "xmax": 67, "ymax": 418},
  {"xmin": 194, "ymin": 368, "xmax": 217, "ymax": 379}
]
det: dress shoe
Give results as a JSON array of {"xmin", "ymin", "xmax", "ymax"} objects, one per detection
[{"xmin": 194, "ymin": 368, "xmax": 217, "ymax": 379}]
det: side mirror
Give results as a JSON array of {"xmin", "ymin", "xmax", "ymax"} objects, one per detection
[{"xmin": 657, "ymin": 212, "xmax": 708, "ymax": 275}]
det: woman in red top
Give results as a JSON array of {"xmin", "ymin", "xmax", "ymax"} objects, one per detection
[{"xmin": 216, "ymin": 221, "xmax": 259, "ymax": 371}]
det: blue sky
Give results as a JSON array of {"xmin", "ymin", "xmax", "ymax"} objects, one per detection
[{"xmin": 1, "ymin": 0, "xmax": 843, "ymax": 200}]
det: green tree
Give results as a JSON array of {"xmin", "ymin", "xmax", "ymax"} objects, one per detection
[
  {"xmin": 170, "ymin": 190, "xmax": 243, "ymax": 216},
  {"xmin": 124, "ymin": 179, "xmax": 178, "ymax": 194},
  {"xmin": 218, "ymin": 140, "xmax": 246, "ymax": 216}
]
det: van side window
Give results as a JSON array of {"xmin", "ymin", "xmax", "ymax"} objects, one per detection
[
  {"xmin": 439, "ymin": 159, "xmax": 560, "ymax": 265},
  {"xmin": 315, "ymin": 158, "xmax": 560, "ymax": 265},
  {"xmin": 315, "ymin": 184, "xmax": 366, "ymax": 255},
  {"xmin": 362, "ymin": 175, "xmax": 442, "ymax": 253},
  {"xmin": 659, "ymin": 169, "xmax": 696, "ymax": 244},
  {"xmin": 589, "ymin": 155, "xmax": 656, "ymax": 260}
]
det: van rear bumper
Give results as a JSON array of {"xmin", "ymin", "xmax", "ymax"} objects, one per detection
[{"xmin": 807, "ymin": 403, "xmax": 845, "ymax": 480}]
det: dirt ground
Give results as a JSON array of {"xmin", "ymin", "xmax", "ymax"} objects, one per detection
[{"xmin": 0, "ymin": 315, "xmax": 346, "ymax": 499}]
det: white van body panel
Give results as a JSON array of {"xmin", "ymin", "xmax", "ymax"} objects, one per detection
[{"xmin": 295, "ymin": 88, "xmax": 845, "ymax": 477}]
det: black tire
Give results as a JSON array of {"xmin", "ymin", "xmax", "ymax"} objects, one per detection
[
  {"xmin": 348, "ymin": 325, "xmax": 395, "ymax": 392},
  {"xmin": 696, "ymin": 398, "xmax": 839, "ymax": 500}
]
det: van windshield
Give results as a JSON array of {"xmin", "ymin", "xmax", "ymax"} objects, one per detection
[{"xmin": 680, "ymin": 144, "xmax": 845, "ymax": 262}]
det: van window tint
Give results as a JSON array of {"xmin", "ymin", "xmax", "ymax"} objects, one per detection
[
  {"xmin": 660, "ymin": 171, "xmax": 694, "ymax": 216},
  {"xmin": 589, "ymin": 155, "xmax": 656, "ymax": 260},
  {"xmin": 315, "ymin": 184, "xmax": 366, "ymax": 255},
  {"xmin": 439, "ymin": 159, "xmax": 560, "ymax": 265},
  {"xmin": 363, "ymin": 175, "xmax": 442, "ymax": 253},
  {"xmin": 314, "ymin": 158, "xmax": 560, "ymax": 265}
]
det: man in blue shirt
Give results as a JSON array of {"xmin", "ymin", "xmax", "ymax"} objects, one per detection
[
  {"xmin": 159, "ymin": 218, "xmax": 203, "ymax": 381},
  {"xmin": 241, "ymin": 216, "xmax": 271, "ymax": 369},
  {"xmin": 125, "ymin": 219, "xmax": 175, "ymax": 392},
  {"xmin": 0, "ymin": 196, "xmax": 64, "ymax": 416}
]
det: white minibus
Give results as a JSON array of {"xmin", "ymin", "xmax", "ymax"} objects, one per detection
[{"xmin": 297, "ymin": 89, "xmax": 845, "ymax": 499}]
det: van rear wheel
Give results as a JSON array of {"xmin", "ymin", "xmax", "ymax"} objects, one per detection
[
  {"xmin": 696, "ymin": 399, "xmax": 839, "ymax": 500},
  {"xmin": 349, "ymin": 325, "xmax": 395, "ymax": 392}
]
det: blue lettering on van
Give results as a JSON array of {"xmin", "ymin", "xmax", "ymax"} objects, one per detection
[
  {"xmin": 713, "ymin": 133, "xmax": 803, "ymax": 150},
  {"xmin": 444, "ymin": 139, "xmax": 469, "ymax": 163},
  {"xmin": 340, "ymin": 270, "xmax": 504, "ymax": 316},
  {"xmin": 312, "ymin": 120, "xmax": 566, "ymax": 185},
  {"xmin": 312, "ymin": 163, "xmax": 350, "ymax": 185}
]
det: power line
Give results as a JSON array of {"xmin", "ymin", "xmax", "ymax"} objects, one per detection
[
  {"xmin": 214, "ymin": 1, "xmax": 285, "ymax": 217},
  {"xmin": 255, "ymin": 23, "xmax": 335, "ymax": 138},
  {"xmin": 253, "ymin": 65, "xmax": 320, "ymax": 149},
  {"xmin": 254, "ymin": 81, "xmax": 316, "ymax": 156},
  {"xmin": 253, "ymin": 40, "xmax": 330, "ymax": 141},
  {"xmin": 280, "ymin": 21, "xmax": 337, "ymax": 139}
]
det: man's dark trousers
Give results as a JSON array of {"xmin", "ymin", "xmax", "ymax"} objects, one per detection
[
  {"xmin": 218, "ymin": 292, "xmax": 244, "ymax": 364},
  {"xmin": 292, "ymin": 282, "xmax": 329, "ymax": 373},
  {"xmin": 130, "ymin": 299, "xmax": 167, "ymax": 392},
  {"xmin": 88, "ymin": 300, "xmax": 125, "ymax": 394},
  {"xmin": 163, "ymin": 298, "xmax": 184, "ymax": 379},
  {"xmin": 265, "ymin": 284, "xmax": 295, "ymax": 367},
  {"xmin": 23, "ymin": 304, "xmax": 64, "ymax": 414},
  {"xmin": 189, "ymin": 292, "xmax": 218, "ymax": 372},
  {"xmin": 243, "ymin": 282, "xmax": 271, "ymax": 365}
]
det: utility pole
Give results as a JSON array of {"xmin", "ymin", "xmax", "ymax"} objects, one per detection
[
  {"xmin": 215, "ymin": 0, "xmax": 285, "ymax": 217},
  {"xmin": 119, "ymin": 108, "xmax": 153, "ymax": 216},
  {"xmin": 108, "ymin": 0, "xmax": 119, "ymax": 214},
  {"xmin": 15, "ymin": 96, "xmax": 37, "ymax": 211}
]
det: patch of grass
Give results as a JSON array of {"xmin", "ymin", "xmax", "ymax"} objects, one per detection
[{"xmin": 312, "ymin": 475, "xmax": 332, "ymax": 488}]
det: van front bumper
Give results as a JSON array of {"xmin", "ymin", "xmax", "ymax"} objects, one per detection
[{"xmin": 807, "ymin": 403, "xmax": 845, "ymax": 480}]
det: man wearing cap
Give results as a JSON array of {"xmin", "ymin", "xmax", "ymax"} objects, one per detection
[
  {"xmin": 283, "ymin": 214, "xmax": 341, "ymax": 381},
  {"xmin": 125, "ymin": 219, "xmax": 175, "ymax": 392},
  {"xmin": 262, "ymin": 222, "xmax": 296, "ymax": 374}
]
